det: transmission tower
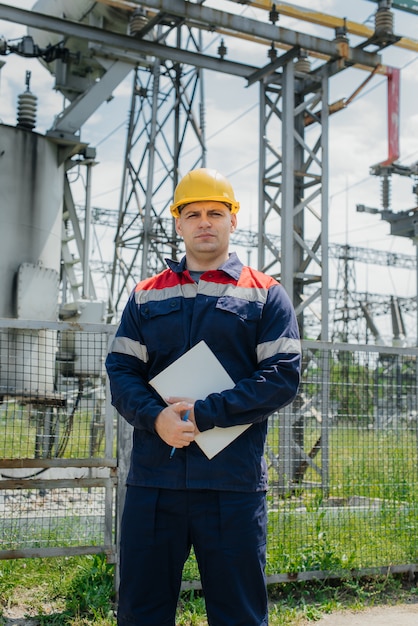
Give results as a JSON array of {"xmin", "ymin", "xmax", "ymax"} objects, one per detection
[
  {"xmin": 108, "ymin": 16, "xmax": 207, "ymax": 318},
  {"xmin": 258, "ymin": 51, "xmax": 331, "ymax": 341}
]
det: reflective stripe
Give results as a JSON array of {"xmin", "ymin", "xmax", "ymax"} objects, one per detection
[
  {"xmin": 109, "ymin": 336, "xmax": 149, "ymax": 363},
  {"xmin": 257, "ymin": 337, "xmax": 301, "ymax": 362},
  {"xmin": 134, "ymin": 283, "xmax": 196, "ymax": 304},
  {"xmin": 133, "ymin": 281, "xmax": 269, "ymax": 304},
  {"xmin": 178, "ymin": 283, "xmax": 197, "ymax": 298},
  {"xmin": 199, "ymin": 280, "xmax": 268, "ymax": 303}
]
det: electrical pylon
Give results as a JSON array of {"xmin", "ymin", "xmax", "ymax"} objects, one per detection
[{"xmin": 108, "ymin": 22, "xmax": 207, "ymax": 320}]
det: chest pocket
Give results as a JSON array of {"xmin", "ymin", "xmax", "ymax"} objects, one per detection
[
  {"xmin": 216, "ymin": 296, "xmax": 263, "ymax": 321},
  {"xmin": 139, "ymin": 298, "xmax": 183, "ymax": 352},
  {"xmin": 140, "ymin": 298, "xmax": 181, "ymax": 320}
]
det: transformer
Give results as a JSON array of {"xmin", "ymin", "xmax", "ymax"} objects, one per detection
[{"xmin": 0, "ymin": 123, "xmax": 63, "ymax": 399}]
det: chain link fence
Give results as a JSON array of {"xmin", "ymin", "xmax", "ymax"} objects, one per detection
[
  {"xmin": 262, "ymin": 340, "xmax": 418, "ymax": 583},
  {"xmin": 1, "ymin": 324, "xmax": 417, "ymax": 581},
  {"xmin": 0, "ymin": 319, "xmax": 117, "ymax": 560}
]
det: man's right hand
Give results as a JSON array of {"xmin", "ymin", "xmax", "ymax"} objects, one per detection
[{"xmin": 154, "ymin": 402, "xmax": 195, "ymax": 448}]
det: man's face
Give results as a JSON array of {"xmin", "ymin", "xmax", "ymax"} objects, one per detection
[{"xmin": 175, "ymin": 200, "xmax": 237, "ymax": 269}]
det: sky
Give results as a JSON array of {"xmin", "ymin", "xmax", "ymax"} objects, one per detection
[{"xmin": 0, "ymin": 0, "xmax": 417, "ymax": 339}]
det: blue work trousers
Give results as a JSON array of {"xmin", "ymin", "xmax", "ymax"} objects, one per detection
[{"xmin": 117, "ymin": 486, "xmax": 268, "ymax": 626}]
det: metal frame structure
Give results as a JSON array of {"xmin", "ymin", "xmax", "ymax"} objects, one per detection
[
  {"xmin": 108, "ymin": 31, "xmax": 207, "ymax": 318},
  {"xmin": 0, "ymin": 2, "xmax": 392, "ymax": 321},
  {"xmin": 368, "ymin": 0, "xmax": 418, "ymax": 15},
  {"xmin": 258, "ymin": 63, "xmax": 330, "ymax": 341}
]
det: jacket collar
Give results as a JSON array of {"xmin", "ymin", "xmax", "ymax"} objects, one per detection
[{"xmin": 165, "ymin": 252, "xmax": 243, "ymax": 281}]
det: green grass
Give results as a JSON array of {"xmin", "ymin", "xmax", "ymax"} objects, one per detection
[
  {"xmin": 2, "ymin": 421, "xmax": 417, "ymax": 574},
  {"xmin": 266, "ymin": 423, "xmax": 418, "ymax": 502},
  {"xmin": 0, "ymin": 555, "xmax": 115, "ymax": 626},
  {"xmin": 264, "ymin": 423, "xmax": 418, "ymax": 576},
  {"xmin": 0, "ymin": 404, "xmax": 106, "ymax": 460},
  {"xmin": 0, "ymin": 555, "xmax": 416, "ymax": 626},
  {"xmin": 265, "ymin": 503, "xmax": 418, "ymax": 574}
]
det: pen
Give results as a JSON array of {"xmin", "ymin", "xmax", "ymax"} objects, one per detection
[{"xmin": 170, "ymin": 410, "xmax": 190, "ymax": 459}]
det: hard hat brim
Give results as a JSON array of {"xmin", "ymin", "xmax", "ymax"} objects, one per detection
[{"xmin": 170, "ymin": 197, "xmax": 240, "ymax": 218}]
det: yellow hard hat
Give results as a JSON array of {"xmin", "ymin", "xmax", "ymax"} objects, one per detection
[{"xmin": 170, "ymin": 168, "xmax": 240, "ymax": 218}]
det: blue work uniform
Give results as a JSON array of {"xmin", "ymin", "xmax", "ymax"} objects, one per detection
[{"xmin": 106, "ymin": 252, "xmax": 301, "ymax": 626}]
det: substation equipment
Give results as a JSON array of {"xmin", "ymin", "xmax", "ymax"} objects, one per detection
[{"xmin": 0, "ymin": 0, "xmax": 417, "ymax": 489}]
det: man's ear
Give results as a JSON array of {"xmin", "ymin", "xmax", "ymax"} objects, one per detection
[
  {"xmin": 230, "ymin": 214, "xmax": 237, "ymax": 232},
  {"xmin": 175, "ymin": 218, "xmax": 182, "ymax": 237}
]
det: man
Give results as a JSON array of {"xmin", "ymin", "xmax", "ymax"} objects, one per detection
[{"xmin": 106, "ymin": 168, "xmax": 301, "ymax": 626}]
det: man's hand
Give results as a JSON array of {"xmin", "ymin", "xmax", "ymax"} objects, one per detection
[
  {"xmin": 155, "ymin": 401, "xmax": 196, "ymax": 448},
  {"xmin": 166, "ymin": 396, "xmax": 201, "ymax": 436}
]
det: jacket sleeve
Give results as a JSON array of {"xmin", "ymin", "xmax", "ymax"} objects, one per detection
[
  {"xmin": 105, "ymin": 291, "xmax": 165, "ymax": 431},
  {"xmin": 194, "ymin": 283, "xmax": 301, "ymax": 431}
]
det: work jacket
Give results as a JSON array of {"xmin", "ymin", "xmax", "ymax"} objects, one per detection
[{"xmin": 105, "ymin": 253, "xmax": 301, "ymax": 492}]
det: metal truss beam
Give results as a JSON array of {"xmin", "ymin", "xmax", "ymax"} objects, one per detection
[
  {"xmin": 256, "ymin": 57, "xmax": 330, "ymax": 490},
  {"xmin": 139, "ymin": 0, "xmax": 381, "ymax": 67},
  {"xmin": 367, "ymin": 0, "xmax": 418, "ymax": 16},
  {"xmin": 108, "ymin": 32, "xmax": 207, "ymax": 318},
  {"xmin": 0, "ymin": 2, "xmax": 382, "ymax": 72},
  {"xmin": 90, "ymin": 209, "xmax": 418, "ymax": 270},
  {"xmin": 229, "ymin": 0, "xmax": 418, "ymax": 53},
  {"xmin": 258, "ymin": 64, "xmax": 330, "ymax": 341},
  {"xmin": 0, "ymin": 4, "xmax": 254, "ymax": 78}
]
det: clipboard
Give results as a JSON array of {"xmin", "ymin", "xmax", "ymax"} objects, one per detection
[{"xmin": 149, "ymin": 341, "xmax": 250, "ymax": 459}]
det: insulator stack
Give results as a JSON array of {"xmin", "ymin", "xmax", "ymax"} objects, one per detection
[
  {"xmin": 129, "ymin": 8, "xmax": 148, "ymax": 36},
  {"xmin": 268, "ymin": 43, "xmax": 277, "ymax": 61},
  {"xmin": 413, "ymin": 178, "xmax": 418, "ymax": 205},
  {"xmin": 381, "ymin": 175, "xmax": 391, "ymax": 210},
  {"xmin": 217, "ymin": 39, "xmax": 227, "ymax": 59},
  {"xmin": 334, "ymin": 22, "xmax": 349, "ymax": 44},
  {"xmin": 375, "ymin": 7, "xmax": 394, "ymax": 36},
  {"xmin": 294, "ymin": 55, "xmax": 311, "ymax": 74},
  {"xmin": 17, "ymin": 90, "xmax": 38, "ymax": 130}
]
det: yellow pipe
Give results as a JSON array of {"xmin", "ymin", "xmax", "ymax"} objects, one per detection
[
  {"xmin": 247, "ymin": 0, "xmax": 418, "ymax": 53},
  {"xmin": 94, "ymin": 0, "xmax": 138, "ymax": 9}
]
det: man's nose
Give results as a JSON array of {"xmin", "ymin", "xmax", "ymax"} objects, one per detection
[{"xmin": 199, "ymin": 214, "xmax": 211, "ymax": 226}]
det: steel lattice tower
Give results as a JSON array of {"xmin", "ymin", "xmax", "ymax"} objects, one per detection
[{"xmin": 108, "ymin": 23, "xmax": 207, "ymax": 318}]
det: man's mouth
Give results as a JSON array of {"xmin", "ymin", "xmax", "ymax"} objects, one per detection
[{"xmin": 196, "ymin": 232, "xmax": 214, "ymax": 239}]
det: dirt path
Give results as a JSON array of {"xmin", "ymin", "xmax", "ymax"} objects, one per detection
[
  {"xmin": 299, "ymin": 602, "xmax": 418, "ymax": 625},
  {"xmin": 2, "ymin": 598, "xmax": 418, "ymax": 625}
]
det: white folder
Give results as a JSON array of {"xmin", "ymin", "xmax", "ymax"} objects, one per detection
[{"xmin": 149, "ymin": 340, "xmax": 251, "ymax": 459}]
